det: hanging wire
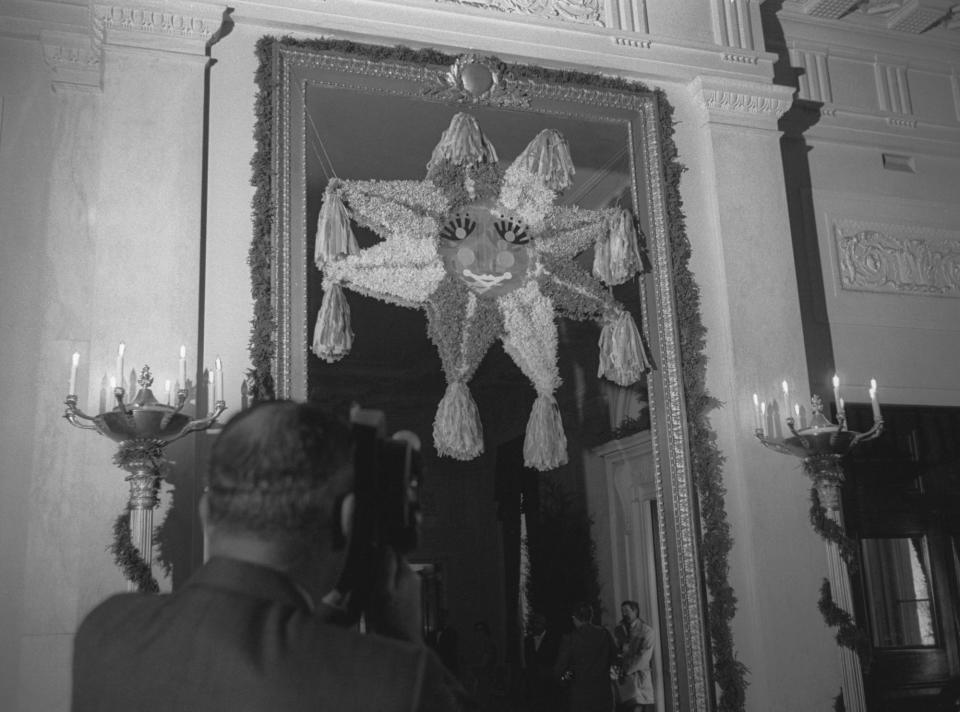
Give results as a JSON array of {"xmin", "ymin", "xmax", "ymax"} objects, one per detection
[{"xmin": 302, "ymin": 84, "xmax": 339, "ymax": 181}]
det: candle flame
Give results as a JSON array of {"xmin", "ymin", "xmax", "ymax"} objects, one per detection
[
  {"xmin": 180, "ymin": 345, "xmax": 186, "ymax": 358},
  {"xmin": 215, "ymin": 356, "xmax": 222, "ymax": 370},
  {"xmin": 870, "ymin": 378, "xmax": 877, "ymax": 390},
  {"xmin": 752, "ymin": 393, "xmax": 759, "ymax": 406},
  {"xmin": 72, "ymin": 352, "xmax": 80, "ymax": 366},
  {"xmin": 118, "ymin": 342, "xmax": 125, "ymax": 357},
  {"xmin": 832, "ymin": 374, "xmax": 839, "ymax": 388}
]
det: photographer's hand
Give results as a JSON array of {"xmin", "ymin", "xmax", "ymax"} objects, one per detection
[{"xmin": 364, "ymin": 546, "xmax": 423, "ymax": 644}]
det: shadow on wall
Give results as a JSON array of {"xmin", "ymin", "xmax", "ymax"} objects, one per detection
[{"xmin": 761, "ymin": 0, "xmax": 838, "ymax": 403}]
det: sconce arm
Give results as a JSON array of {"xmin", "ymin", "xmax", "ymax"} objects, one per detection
[
  {"xmin": 165, "ymin": 401, "xmax": 227, "ymax": 445},
  {"xmin": 63, "ymin": 396, "xmax": 100, "ymax": 431}
]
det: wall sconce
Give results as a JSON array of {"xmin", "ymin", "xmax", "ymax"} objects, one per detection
[
  {"xmin": 752, "ymin": 375, "xmax": 883, "ymax": 712},
  {"xmin": 63, "ymin": 345, "xmax": 226, "ymax": 591}
]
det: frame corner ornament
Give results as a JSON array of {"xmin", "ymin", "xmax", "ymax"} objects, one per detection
[{"xmin": 423, "ymin": 53, "xmax": 532, "ymax": 108}]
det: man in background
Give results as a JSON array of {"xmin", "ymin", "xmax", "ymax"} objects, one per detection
[
  {"xmin": 555, "ymin": 602, "xmax": 618, "ymax": 712},
  {"xmin": 523, "ymin": 612, "xmax": 560, "ymax": 712},
  {"xmin": 72, "ymin": 400, "xmax": 471, "ymax": 712}
]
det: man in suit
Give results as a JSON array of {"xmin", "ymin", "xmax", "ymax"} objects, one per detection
[
  {"xmin": 72, "ymin": 400, "xmax": 471, "ymax": 712},
  {"xmin": 523, "ymin": 612, "xmax": 560, "ymax": 712},
  {"xmin": 555, "ymin": 602, "xmax": 618, "ymax": 712}
]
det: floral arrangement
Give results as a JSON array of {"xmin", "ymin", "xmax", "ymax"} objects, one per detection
[{"xmin": 312, "ymin": 112, "xmax": 652, "ymax": 471}]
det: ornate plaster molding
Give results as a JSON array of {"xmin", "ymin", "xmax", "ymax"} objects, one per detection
[
  {"xmin": 722, "ymin": 52, "xmax": 761, "ymax": 65},
  {"xmin": 834, "ymin": 219, "xmax": 960, "ymax": 298},
  {"xmin": 91, "ymin": 3, "xmax": 223, "ymax": 56},
  {"xmin": 40, "ymin": 30, "xmax": 102, "ymax": 93},
  {"xmin": 688, "ymin": 75, "xmax": 794, "ymax": 128},
  {"xmin": 614, "ymin": 36, "xmax": 653, "ymax": 49},
  {"xmin": 434, "ymin": 0, "xmax": 604, "ymax": 26}
]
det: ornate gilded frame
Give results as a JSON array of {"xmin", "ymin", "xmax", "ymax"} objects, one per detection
[{"xmin": 252, "ymin": 37, "xmax": 727, "ymax": 711}]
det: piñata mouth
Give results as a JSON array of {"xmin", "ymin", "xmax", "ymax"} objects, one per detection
[{"xmin": 461, "ymin": 269, "xmax": 513, "ymax": 294}]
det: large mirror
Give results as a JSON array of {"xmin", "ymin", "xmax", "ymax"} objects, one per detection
[{"xmin": 251, "ymin": 38, "xmax": 715, "ymax": 711}]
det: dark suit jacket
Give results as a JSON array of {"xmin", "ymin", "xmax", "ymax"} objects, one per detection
[
  {"xmin": 554, "ymin": 623, "xmax": 618, "ymax": 712},
  {"xmin": 524, "ymin": 630, "xmax": 560, "ymax": 712},
  {"xmin": 71, "ymin": 557, "xmax": 470, "ymax": 712}
]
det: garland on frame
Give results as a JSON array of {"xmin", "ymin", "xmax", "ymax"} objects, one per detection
[{"xmin": 248, "ymin": 36, "xmax": 748, "ymax": 710}]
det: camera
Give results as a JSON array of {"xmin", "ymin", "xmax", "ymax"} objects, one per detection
[
  {"xmin": 332, "ymin": 407, "xmax": 422, "ymax": 616},
  {"xmin": 348, "ymin": 406, "xmax": 422, "ymax": 555}
]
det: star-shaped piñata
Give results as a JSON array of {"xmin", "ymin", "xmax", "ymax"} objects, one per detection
[{"xmin": 313, "ymin": 112, "xmax": 652, "ymax": 471}]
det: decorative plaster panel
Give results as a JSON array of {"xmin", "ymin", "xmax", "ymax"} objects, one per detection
[
  {"xmin": 40, "ymin": 30, "xmax": 101, "ymax": 92},
  {"xmin": 834, "ymin": 219, "xmax": 960, "ymax": 297},
  {"xmin": 713, "ymin": 0, "xmax": 757, "ymax": 50},
  {"xmin": 789, "ymin": 46, "xmax": 833, "ymax": 103},
  {"xmin": 435, "ymin": 0, "xmax": 604, "ymax": 26},
  {"xmin": 875, "ymin": 61, "xmax": 913, "ymax": 114}
]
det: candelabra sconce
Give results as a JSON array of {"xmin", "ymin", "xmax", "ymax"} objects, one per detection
[
  {"xmin": 753, "ymin": 388, "xmax": 882, "ymax": 712},
  {"xmin": 64, "ymin": 364, "xmax": 226, "ymax": 591},
  {"xmin": 755, "ymin": 394, "xmax": 883, "ymax": 510}
]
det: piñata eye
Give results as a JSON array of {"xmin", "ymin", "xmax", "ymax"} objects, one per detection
[
  {"xmin": 440, "ymin": 214, "xmax": 477, "ymax": 241},
  {"xmin": 494, "ymin": 218, "xmax": 529, "ymax": 245}
]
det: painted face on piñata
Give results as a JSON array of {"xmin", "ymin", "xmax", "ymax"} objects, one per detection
[
  {"xmin": 312, "ymin": 111, "xmax": 651, "ymax": 471},
  {"xmin": 438, "ymin": 200, "xmax": 532, "ymax": 298}
]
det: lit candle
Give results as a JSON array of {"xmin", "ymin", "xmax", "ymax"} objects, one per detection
[
  {"xmin": 869, "ymin": 378, "xmax": 880, "ymax": 420},
  {"xmin": 752, "ymin": 393, "xmax": 761, "ymax": 430},
  {"xmin": 179, "ymin": 345, "xmax": 187, "ymax": 388},
  {"xmin": 832, "ymin": 374, "xmax": 843, "ymax": 417},
  {"xmin": 164, "ymin": 379, "xmax": 171, "ymax": 405},
  {"xmin": 69, "ymin": 352, "xmax": 80, "ymax": 395},
  {"xmin": 208, "ymin": 371, "xmax": 215, "ymax": 412},
  {"xmin": 781, "ymin": 380, "xmax": 790, "ymax": 422},
  {"xmin": 794, "ymin": 403, "xmax": 801, "ymax": 426},
  {"xmin": 116, "ymin": 342, "xmax": 125, "ymax": 389},
  {"xmin": 760, "ymin": 402, "xmax": 767, "ymax": 437},
  {"xmin": 215, "ymin": 357, "xmax": 223, "ymax": 404}
]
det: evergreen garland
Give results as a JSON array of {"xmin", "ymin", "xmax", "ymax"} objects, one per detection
[
  {"xmin": 808, "ymin": 484, "xmax": 873, "ymax": 674},
  {"xmin": 249, "ymin": 36, "xmax": 747, "ymax": 709},
  {"xmin": 108, "ymin": 508, "xmax": 160, "ymax": 594}
]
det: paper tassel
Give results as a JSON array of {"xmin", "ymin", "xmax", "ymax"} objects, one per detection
[
  {"xmin": 315, "ymin": 188, "xmax": 359, "ymax": 268},
  {"xmin": 511, "ymin": 129, "xmax": 575, "ymax": 191},
  {"xmin": 312, "ymin": 283, "xmax": 354, "ymax": 363},
  {"xmin": 433, "ymin": 381, "xmax": 484, "ymax": 460},
  {"xmin": 598, "ymin": 311, "xmax": 651, "ymax": 386},
  {"xmin": 523, "ymin": 393, "xmax": 568, "ymax": 471},
  {"xmin": 593, "ymin": 209, "xmax": 639, "ymax": 285},
  {"xmin": 426, "ymin": 113, "xmax": 499, "ymax": 170}
]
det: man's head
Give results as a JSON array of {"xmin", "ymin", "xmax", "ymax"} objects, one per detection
[
  {"xmin": 571, "ymin": 602, "xmax": 593, "ymax": 628},
  {"xmin": 202, "ymin": 400, "xmax": 353, "ymax": 564},
  {"xmin": 621, "ymin": 600, "xmax": 640, "ymax": 622}
]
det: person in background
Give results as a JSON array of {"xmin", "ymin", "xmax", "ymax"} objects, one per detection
[
  {"xmin": 71, "ymin": 400, "xmax": 472, "ymax": 712},
  {"xmin": 523, "ymin": 612, "xmax": 561, "ymax": 712},
  {"xmin": 612, "ymin": 600, "xmax": 654, "ymax": 712},
  {"xmin": 555, "ymin": 602, "xmax": 618, "ymax": 712},
  {"xmin": 429, "ymin": 608, "xmax": 460, "ymax": 675},
  {"xmin": 467, "ymin": 620, "xmax": 498, "ymax": 706}
]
